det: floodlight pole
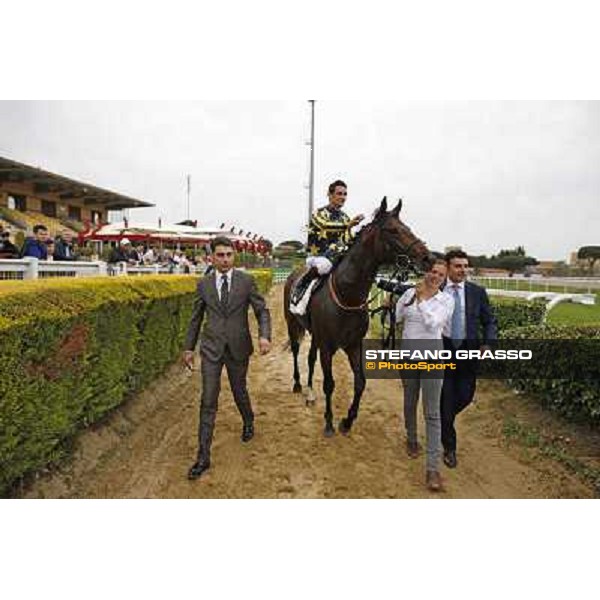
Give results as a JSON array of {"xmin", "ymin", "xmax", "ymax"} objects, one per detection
[
  {"xmin": 186, "ymin": 174, "xmax": 191, "ymax": 221},
  {"xmin": 308, "ymin": 100, "xmax": 316, "ymax": 225}
]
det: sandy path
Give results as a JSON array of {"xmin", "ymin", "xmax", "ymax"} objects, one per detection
[{"xmin": 23, "ymin": 285, "xmax": 597, "ymax": 498}]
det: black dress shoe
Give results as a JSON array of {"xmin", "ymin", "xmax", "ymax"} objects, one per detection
[
  {"xmin": 188, "ymin": 461, "xmax": 210, "ymax": 480},
  {"xmin": 443, "ymin": 451, "xmax": 457, "ymax": 469},
  {"xmin": 241, "ymin": 422, "xmax": 254, "ymax": 443}
]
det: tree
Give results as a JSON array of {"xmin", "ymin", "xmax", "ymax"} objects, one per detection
[
  {"xmin": 469, "ymin": 247, "xmax": 538, "ymax": 275},
  {"xmin": 273, "ymin": 239, "xmax": 306, "ymax": 262},
  {"xmin": 498, "ymin": 245, "xmax": 526, "ymax": 257},
  {"xmin": 577, "ymin": 246, "xmax": 600, "ymax": 273},
  {"xmin": 276, "ymin": 240, "xmax": 304, "ymax": 251}
]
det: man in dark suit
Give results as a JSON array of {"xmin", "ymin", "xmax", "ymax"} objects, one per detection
[
  {"xmin": 53, "ymin": 230, "xmax": 78, "ymax": 261},
  {"xmin": 441, "ymin": 250, "xmax": 497, "ymax": 469},
  {"xmin": 183, "ymin": 236, "xmax": 272, "ymax": 480}
]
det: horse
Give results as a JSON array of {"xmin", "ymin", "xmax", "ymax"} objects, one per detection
[{"xmin": 284, "ymin": 196, "xmax": 434, "ymax": 437}]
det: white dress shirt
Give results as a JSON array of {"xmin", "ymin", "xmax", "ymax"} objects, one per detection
[
  {"xmin": 216, "ymin": 269, "xmax": 233, "ymax": 301},
  {"xmin": 443, "ymin": 279, "xmax": 466, "ymax": 338},
  {"xmin": 395, "ymin": 288, "xmax": 454, "ymax": 340}
]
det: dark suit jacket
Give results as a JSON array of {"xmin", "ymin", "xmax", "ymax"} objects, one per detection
[
  {"xmin": 184, "ymin": 269, "xmax": 271, "ymax": 362},
  {"xmin": 53, "ymin": 238, "xmax": 77, "ymax": 261},
  {"xmin": 443, "ymin": 280, "xmax": 498, "ymax": 349}
]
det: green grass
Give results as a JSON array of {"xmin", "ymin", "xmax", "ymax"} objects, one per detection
[{"xmin": 546, "ymin": 298, "xmax": 600, "ymax": 326}]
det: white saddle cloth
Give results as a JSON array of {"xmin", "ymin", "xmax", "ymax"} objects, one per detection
[{"xmin": 289, "ymin": 279, "xmax": 320, "ymax": 316}]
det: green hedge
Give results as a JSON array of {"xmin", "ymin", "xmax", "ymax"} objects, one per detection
[
  {"xmin": 490, "ymin": 296, "xmax": 546, "ymax": 332},
  {"xmin": 0, "ymin": 270, "xmax": 273, "ymax": 496},
  {"xmin": 500, "ymin": 324, "xmax": 600, "ymax": 424}
]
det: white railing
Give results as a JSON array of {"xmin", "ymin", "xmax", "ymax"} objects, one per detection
[
  {"xmin": 484, "ymin": 287, "xmax": 596, "ymax": 319},
  {"xmin": 122, "ymin": 263, "xmax": 201, "ymax": 276},
  {"xmin": 273, "ymin": 268, "xmax": 293, "ymax": 284},
  {"xmin": 472, "ymin": 275, "xmax": 600, "ymax": 293},
  {"xmin": 0, "ymin": 258, "xmax": 107, "ymax": 280},
  {"xmin": 0, "ymin": 259, "xmax": 262, "ymax": 280}
]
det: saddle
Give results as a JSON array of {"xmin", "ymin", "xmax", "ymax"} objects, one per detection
[{"xmin": 289, "ymin": 268, "xmax": 326, "ymax": 318}]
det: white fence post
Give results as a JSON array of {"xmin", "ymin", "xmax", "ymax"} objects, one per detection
[
  {"xmin": 23, "ymin": 257, "xmax": 39, "ymax": 279},
  {"xmin": 97, "ymin": 261, "xmax": 107, "ymax": 276}
]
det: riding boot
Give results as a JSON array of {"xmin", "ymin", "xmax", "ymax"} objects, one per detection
[{"xmin": 293, "ymin": 266, "xmax": 320, "ymax": 303}]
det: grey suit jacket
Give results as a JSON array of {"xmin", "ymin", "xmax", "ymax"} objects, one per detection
[{"xmin": 184, "ymin": 269, "xmax": 271, "ymax": 362}]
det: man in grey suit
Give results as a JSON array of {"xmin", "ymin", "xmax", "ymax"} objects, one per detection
[{"xmin": 183, "ymin": 236, "xmax": 272, "ymax": 480}]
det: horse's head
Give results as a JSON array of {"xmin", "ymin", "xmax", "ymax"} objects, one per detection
[{"xmin": 364, "ymin": 196, "xmax": 434, "ymax": 272}]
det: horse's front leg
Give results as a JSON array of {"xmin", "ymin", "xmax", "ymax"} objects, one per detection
[
  {"xmin": 339, "ymin": 344, "xmax": 366, "ymax": 435},
  {"xmin": 320, "ymin": 346, "xmax": 336, "ymax": 437}
]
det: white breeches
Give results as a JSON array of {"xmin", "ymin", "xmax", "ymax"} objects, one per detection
[{"xmin": 306, "ymin": 256, "xmax": 333, "ymax": 275}]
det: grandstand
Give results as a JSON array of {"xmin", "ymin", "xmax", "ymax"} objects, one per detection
[
  {"xmin": 0, "ymin": 205, "xmax": 76, "ymax": 237},
  {"xmin": 0, "ymin": 155, "xmax": 153, "ymax": 238}
]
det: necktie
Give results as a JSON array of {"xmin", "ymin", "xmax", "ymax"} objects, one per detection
[
  {"xmin": 451, "ymin": 284, "xmax": 464, "ymax": 347},
  {"xmin": 220, "ymin": 273, "xmax": 229, "ymax": 307}
]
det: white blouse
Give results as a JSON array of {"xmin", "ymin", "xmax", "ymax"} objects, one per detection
[{"xmin": 395, "ymin": 288, "xmax": 454, "ymax": 340}]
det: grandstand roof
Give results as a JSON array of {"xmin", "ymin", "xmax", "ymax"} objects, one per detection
[
  {"xmin": 0, "ymin": 156, "xmax": 154, "ymax": 210},
  {"xmin": 84, "ymin": 221, "xmax": 268, "ymax": 253}
]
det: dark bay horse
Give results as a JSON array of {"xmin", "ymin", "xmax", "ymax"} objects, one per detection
[{"xmin": 284, "ymin": 197, "xmax": 434, "ymax": 437}]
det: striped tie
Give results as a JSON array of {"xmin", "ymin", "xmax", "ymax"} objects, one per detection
[{"xmin": 220, "ymin": 274, "xmax": 229, "ymax": 307}]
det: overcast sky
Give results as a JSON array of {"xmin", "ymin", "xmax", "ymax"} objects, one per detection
[{"xmin": 0, "ymin": 100, "xmax": 598, "ymax": 260}]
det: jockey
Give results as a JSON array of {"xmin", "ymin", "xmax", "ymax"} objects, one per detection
[{"xmin": 292, "ymin": 179, "xmax": 364, "ymax": 305}]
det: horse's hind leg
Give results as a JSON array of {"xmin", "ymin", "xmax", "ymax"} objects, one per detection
[
  {"xmin": 320, "ymin": 346, "xmax": 336, "ymax": 437},
  {"xmin": 291, "ymin": 338, "xmax": 302, "ymax": 393},
  {"xmin": 305, "ymin": 337, "xmax": 318, "ymax": 406},
  {"xmin": 284, "ymin": 270, "xmax": 305, "ymax": 394},
  {"xmin": 339, "ymin": 344, "xmax": 367, "ymax": 435}
]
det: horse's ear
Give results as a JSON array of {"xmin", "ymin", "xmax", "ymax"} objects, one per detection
[
  {"xmin": 391, "ymin": 198, "xmax": 403, "ymax": 217},
  {"xmin": 374, "ymin": 196, "xmax": 388, "ymax": 221}
]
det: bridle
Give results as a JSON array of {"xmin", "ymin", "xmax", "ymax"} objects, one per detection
[{"xmin": 327, "ymin": 226, "xmax": 424, "ymax": 312}]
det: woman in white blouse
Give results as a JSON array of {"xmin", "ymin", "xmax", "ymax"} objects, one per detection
[{"xmin": 393, "ymin": 258, "xmax": 454, "ymax": 492}]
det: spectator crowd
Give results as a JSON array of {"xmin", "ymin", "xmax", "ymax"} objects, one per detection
[
  {"xmin": 0, "ymin": 224, "xmax": 230, "ymax": 275},
  {"xmin": 0, "ymin": 224, "xmax": 79, "ymax": 261},
  {"xmin": 106, "ymin": 238, "xmax": 211, "ymax": 274}
]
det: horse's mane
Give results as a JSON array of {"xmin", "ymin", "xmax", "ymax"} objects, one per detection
[{"xmin": 330, "ymin": 218, "xmax": 379, "ymax": 274}]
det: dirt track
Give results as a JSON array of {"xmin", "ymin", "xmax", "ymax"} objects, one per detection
[{"xmin": 23, "ymin": 285, "xmax": 599, "ymax": 498}]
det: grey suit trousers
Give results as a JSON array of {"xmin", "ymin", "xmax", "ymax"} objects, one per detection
[{"xmin": 198, "ymin": 346, "xmax": 253, "ymax": 461}]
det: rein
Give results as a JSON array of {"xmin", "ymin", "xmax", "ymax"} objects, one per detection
[{"xmin": 328, "ymin": 274, "xmax": 370, "ymax": 312}]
